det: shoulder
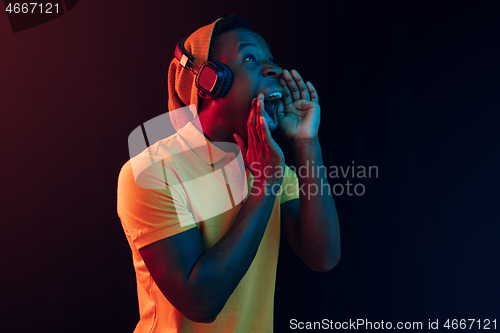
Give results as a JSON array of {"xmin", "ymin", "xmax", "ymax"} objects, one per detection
[{"xmin": 119, "ymin": 127, "xmax": 193, "ymax": 191}]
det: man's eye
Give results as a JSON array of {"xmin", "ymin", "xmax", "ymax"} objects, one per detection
[
  {"xmin": 269, "ymin": 58, "xmax": 276, "ymax": 64},
  {"xmin": 244, "ymin": 55, "xmax": 257, "ymax": 62}
]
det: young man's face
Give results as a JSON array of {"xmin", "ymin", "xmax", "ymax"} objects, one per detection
[{"xmin": 210, "ymin": 28, "xmax": 283, "ymax": 139}]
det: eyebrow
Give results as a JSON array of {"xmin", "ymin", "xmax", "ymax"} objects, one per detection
[{"xmin": 237, "ymin": 42, "xmax": 270, "ymax": 51}]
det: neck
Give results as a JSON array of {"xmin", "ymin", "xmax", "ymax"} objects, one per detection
[{"xmin": 195, "ymin": 104, "xmax": 239, "ymax": 154}]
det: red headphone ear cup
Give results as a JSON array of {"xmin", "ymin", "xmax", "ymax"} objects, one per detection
[
  {"xmin": 196, "ymin": 61, "xmax": 233, "ymax": 99},
  {"xmin": 196, "ymin": 64, "xmax": 218, "ymax": 98}
]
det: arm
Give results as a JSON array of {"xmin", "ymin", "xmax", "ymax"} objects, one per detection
[
  {"xmin": 139, "ymin": 94, "xmax": 284, "ymax": 323},
  {"xmin": 278, "ymin": 69, "xmax": 341, "ymax": 272},
  {"xmin": 140, "ymin": 186, "xmax": 278, "ymax": 323}
]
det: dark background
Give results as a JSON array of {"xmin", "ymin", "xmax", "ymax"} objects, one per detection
[{"xmin": 1, "ymin": 0, "xmax": 499, "ymax": 332}]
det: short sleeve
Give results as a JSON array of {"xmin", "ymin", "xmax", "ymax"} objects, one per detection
[
  {"xmin": 279, "ymin": 165, "xmax": 300, "ymax": 204},
  {"xmin": 117, "ymin": 160, "xmax": 196, "ymax": 250}
]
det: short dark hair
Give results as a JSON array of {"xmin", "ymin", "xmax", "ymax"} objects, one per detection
[{"xmin": 208, "ymin": 14, "xmax": 252, "ymax": 62}]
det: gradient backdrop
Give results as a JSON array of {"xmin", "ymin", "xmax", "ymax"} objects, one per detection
[{"xmin": 1, "ymin": 0, "xmax": 499, "ymax": 332}]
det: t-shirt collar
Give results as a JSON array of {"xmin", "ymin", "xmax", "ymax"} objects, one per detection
[{"xmin": 177, "ymin": 120, "xmax": 228, "ymax": 165}]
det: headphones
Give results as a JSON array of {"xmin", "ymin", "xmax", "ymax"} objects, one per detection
[{"xmin": 175, "ymin": 38, "xmax": 233, "ymax": 99}]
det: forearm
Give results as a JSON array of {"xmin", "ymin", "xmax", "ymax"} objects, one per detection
[
  {"xmin": 184, "ymin": 183, "xmax": 279, "ymax": 320},
  {"xmin": 292, "ymin": 138, "xmax": 340, "ymax": 271}
]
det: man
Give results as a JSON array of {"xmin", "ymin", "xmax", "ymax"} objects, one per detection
[{"xmin": 117, "ymin": 14, "xmax": 340, "ymax": 332}]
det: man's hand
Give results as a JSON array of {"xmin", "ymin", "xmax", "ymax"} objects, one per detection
[
  {"xmin": 277, "ymin": 69, "xmax": 321, "ymax": 142},
  {"xmin": 234, "ymin": 93, "xmax": 284, "ymax": 187}
]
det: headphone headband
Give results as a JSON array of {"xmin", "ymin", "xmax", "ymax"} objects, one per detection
[{"xmin": 175, "ymin": 38, "xmax": 197, "ymax": 73}]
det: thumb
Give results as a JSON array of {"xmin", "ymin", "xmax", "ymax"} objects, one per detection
[
  {"xmin": 233, "ymin": 132, "xmax": 247, "ymax": 156},
  {"xmin": 260, "ymin": 117, "xmax": 279, "ymax": 151}
]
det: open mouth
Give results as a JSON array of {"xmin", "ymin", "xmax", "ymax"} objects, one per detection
[{"xmin": 263, "ymin": 91, "xmax": 282, "ymax": 127}]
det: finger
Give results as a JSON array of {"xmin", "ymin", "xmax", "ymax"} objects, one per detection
[
  {"xmin": 250, "ymin": 94, "xmax": 263, "ymax": 147},
  {"xmin": 290, "ymin": 69, "xmax": 310, "ymax": 101},
  {"xmin": 255, "ymin": 94, "xmax": 265, "ymax": 144},
  {"xmin": 282, "ymin": 69, "xmax": 300, "ymax": 102},
  {"xmin": 257, "ymin": 97, "xmax": 272, "ymax": 145},
  {"xmin": 247, "ymin": 98, "xmax": 257, "ymax": 149},
  {"xmin": 279, "ymin": 75, "xmax": 293, "ymax": 107},
  {"xmin": 233, "ymin": 132, "xmax": 247, "ymax": 157},
  {"xmin": 260, "ymin": 113, "xmax": 278, "ymax": 152},
  {"xmin": 259, "ymin": 116, "xmax": 267, "ymax": 150},
  {"xmin": 306, "ymin": 81, "xmax": 319, "ymax": 104},
  {"xmin": 276, "ymin": 99, "xmax": 285, "ymax": 120}
]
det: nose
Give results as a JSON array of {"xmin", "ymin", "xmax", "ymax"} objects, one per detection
[{"xmin": 262, "ymin": 61, "xmax": 282, "ymax": 78}]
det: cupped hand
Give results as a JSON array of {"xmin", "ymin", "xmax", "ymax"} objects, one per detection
[
  {"xmin": 234, "ymin": 94, "xmax": 284, "ymax": 188},
  {"xmin": 277, "ymin": 69, "xmax": 321, "ymax": 143}
]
